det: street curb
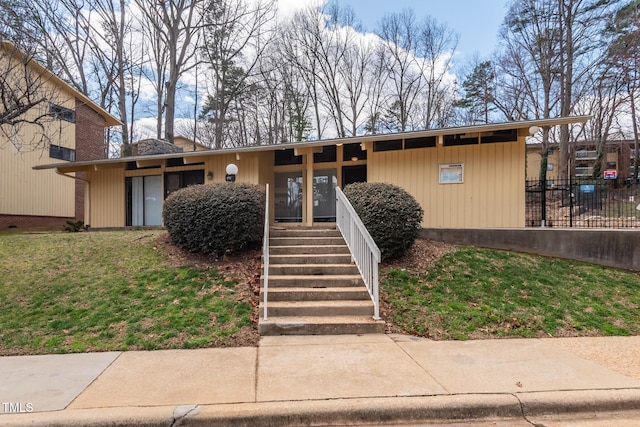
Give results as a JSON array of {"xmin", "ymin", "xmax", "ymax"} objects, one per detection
[
  {"xmin": 518, "ymin": 389, "xmax": 640, "ymax": 417},
  {"xmin": 2, "ymin": 390, "xmax": 640, "ymax": 426},
  {"xmin": 185, "ymin": 395, "xmax": 523, "ymax": 426}
]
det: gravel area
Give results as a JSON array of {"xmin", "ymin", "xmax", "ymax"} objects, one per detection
[{"xmin": 542, "ymin": 336, "xmax": 640, "ymax": 381}]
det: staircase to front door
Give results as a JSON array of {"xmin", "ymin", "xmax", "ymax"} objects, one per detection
[{"xmin": 258, "ymin": 227, "xmax": 385, "ymax": 335}]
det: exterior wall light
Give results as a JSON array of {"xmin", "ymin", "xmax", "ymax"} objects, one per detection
[
  {"xmin": 225, "ymin": 163, "xmax": 238, "ymax": 182},
  {"xmin": 529, "ymin": 125, "xmax": 542, "ymax": 135},
  {"xmin": 207, "ymin": 171, "xmax": 213, "ymax": 180}
]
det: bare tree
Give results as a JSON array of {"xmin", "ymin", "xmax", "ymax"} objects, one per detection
[
  {"xmin": 337, "ymin": 28, "xmax": 375, "ymax": 136},
  {"xmin": 283, "ymin": 3, "xmax": 364, "ymax": 138},
  {"xmin": 415, "ymin": 16, "xmax": 459, "ymax": 129},
  {"xmin": 199, "ymin": 0, "xmax": 275, "ymax": 148},
  {"xmin": 280, "ymin": 12, "xmax": 326, "ymax": 139},
  {"xmin": 498, "ymin": 0, "xmax": 563, "ymax": 180},
  {"xmin": 605, "ymin": 0, "xmax": 640, "ymax": 181},
  {"xmin": 377, "ymin": 9, "xmax": 423, "ymax": 132},
  {"xmin": 0, "ymin": 41, "xmax": 63, "ymax": 151},
  {"xmin": 135, "ymin": 0, "xmax": 201, "ymax": 144},
  {"xmin": 363, "ymin": 44, "xmax": 390, "ymax": 134}
]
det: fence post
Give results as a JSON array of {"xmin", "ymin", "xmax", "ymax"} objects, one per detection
[
  {"xmin": 569, "ymin": 175, "xmax": 573, "ymax": 228},
  {"xmin": 541, "ymin": 178, "xmax": 546, "ymax": 227}
]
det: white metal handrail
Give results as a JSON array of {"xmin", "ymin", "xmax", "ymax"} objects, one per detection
[
  {"xmin": 262, "ymin": 184, "xmax": 269, "ymax": 320},
  {"xmin": 335, "ymin": 187, "xmax": 381, "ymax": 320}
]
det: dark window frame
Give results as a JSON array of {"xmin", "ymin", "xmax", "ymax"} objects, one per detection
[
  {"xmin": 49, "ymin": 103, "xmax": 75, "ymax": 123},
  {"xmin": 443, "ymin": 134, "xmax": 479, "ymax": 147},
  {"xmin": 164, "ymin": 169, "xmax": 204, "ymax": 199},
  {"xmin": 480, "ymin": 129, "xmax": 518, "ymax": 144},
  {"xmin": 373, "ymin": 139, "xmax": 403, "ymax": 152},
  {"xmin": 313, "ymin": 145, "xmax": 337, "ymax": 163},
  {"xmin": 49, "ymin": 144, "xmax": 75, "ymax": 161},
  {"xmin": 404, "ymin": 136, "xmax": 436, "ymax": 149},
  {"xmin": 274, "ymin": 148, "xmax": 302, "ymax": 165},
  {"xmin": 343, "ymin": 143, "xmax": 367, "ymax": 161}
]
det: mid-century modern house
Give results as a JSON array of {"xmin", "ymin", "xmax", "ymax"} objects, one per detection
[
  {"xmin": 0, "ymin": 41, "xmax": 120, "ymax": 228},
  {"xmin": 35, "ymin": 117, "xmax": 589, "ymax": 229}
]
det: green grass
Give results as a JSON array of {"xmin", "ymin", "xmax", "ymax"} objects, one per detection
[
  {"xmin": 0, "ymin": 230, "xmax": 254, "ymax": 355},
  {"xmin": 382, "ymin": 247, "xmax": 640, "ymax": 340}
]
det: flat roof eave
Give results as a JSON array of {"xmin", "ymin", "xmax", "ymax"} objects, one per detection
[{"xmin": 33, "ymin": 116, "xmax": 591, "ymax": 171}]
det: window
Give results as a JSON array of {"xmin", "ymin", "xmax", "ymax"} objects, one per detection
[
  {"xmin": 480, "ymin": 129, "xmax": 517, "ymax": 143},
  {"xmin": 343, "ymin": 143, "xmax": 367, "ymax": 161},
  {"xmin": 274, "ymin": 149, "xmax": 302, "ymax": 165},
  {"xmin": 164, "ymin": 170, "xmax": 204, "ymax": 198},
  {"xmin": 373, "ymin": 139, "xmax": 402, "ymax": 152},
  {"xmin": 49, "ymin": 144, "xmax": 75, "ymax": 161},
  {"xmin": 443, "ymin": 134, "xmax": 478, "ymax": 146},
  {"xmin": 126, "ymin": 161, "xmax": 162, "ymax": 170},
  {"xmin": 313, "ymin": 145, "xmax": 336, "ymax": 163},
  {"xmin": 49, "ymin": 103, "xmax": 75, "ymax": 123},
  {"xmin": 405, "ymin": 136, "xmax": 436, "ymax": 149}
]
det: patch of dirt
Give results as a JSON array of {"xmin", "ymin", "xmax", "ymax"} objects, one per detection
[
  {"xmin": 154, "ymin": 232, "xmax": 261, "ymax": 348},
  {"xmin": 382, "ymin": 239, "xmax": 456, "ymax": 273}
]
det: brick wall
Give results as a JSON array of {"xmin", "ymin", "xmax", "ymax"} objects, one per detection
[
  {"xmin": 75, "ymin": 102, "xmax": 107, "ymax": 161},
  {"xmin": 0, "ymin": 214, "xmax": 73, "ymax": 229},
  {"xmin": 74, "ymin": 101, "xmax": 108, "ymax": 222}
]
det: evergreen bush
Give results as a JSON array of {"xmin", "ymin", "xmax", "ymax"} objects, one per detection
[
  {"xmin": 163, "ymin": 182, "xmax": 265, "ymax": 256},
  {"xmin": 343, "ymin": 182, "xmax": 423, "ymax": 260}
]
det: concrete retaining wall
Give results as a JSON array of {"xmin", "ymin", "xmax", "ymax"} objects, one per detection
[{"xmin": 420, "ymin": 228, "xmax": 640, "ymax": 272}]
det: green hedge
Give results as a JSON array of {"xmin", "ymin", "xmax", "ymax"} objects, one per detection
[
  {"xmin": 163, "ymin": 182, "xmax": 265, "ymax": 256},
  {"xmin": 343, "ymin": 182, "xmax": 423, "ymax": 260}
]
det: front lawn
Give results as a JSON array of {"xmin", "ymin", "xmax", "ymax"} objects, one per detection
[
  {"xmin": 382, "ymin": 244, "xmax": 640, "ymax": 340},
  {"xmin": 2, "ymin": 230, "xmax": 639, "ymax": 355},
  {"xmin": 0, "ymin": 230, "xmax": 259, "ymax": 355}
]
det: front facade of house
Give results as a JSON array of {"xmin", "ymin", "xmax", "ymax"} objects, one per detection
[
  {"xmin": 37, "ymin": 117, "xmax": 589, "ymax": 229},
  {"xmin": 0, "ymin": 42, "xmax": 120, "ymax": 228}
]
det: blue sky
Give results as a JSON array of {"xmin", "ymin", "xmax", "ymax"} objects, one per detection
[{"xmin": 335, "ymin": 0, "xmax": 511, "ymax": 58}]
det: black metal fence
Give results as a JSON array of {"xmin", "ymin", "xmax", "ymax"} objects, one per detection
[{"xmin": 525, "ymin": 178, "xmax": 640, "ymax": 228}]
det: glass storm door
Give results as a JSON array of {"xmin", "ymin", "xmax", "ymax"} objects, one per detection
[
  {"xmin": 313, "ymin": 169, "xmax": 337, "ymax": 222},
  {"xmin": 274, "ymin": 171, "xmax": 303, "ymax": 223},
  {"xmin": 127, "ymin": 175, "xmax": 162, "ymax": 226}
]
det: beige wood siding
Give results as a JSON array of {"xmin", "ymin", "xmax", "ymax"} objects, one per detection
[
  {"xmin": 87, "ymin": 168, "xmax": 125, "ymax": 227},
  {"xmin": 0, "ymin": 48, "xmax": 79, "ymax": 218},
  {"xmin": 203, "ymin": 154, "xmax": 260, "ymax": 184},
  {"xmin": 0, "ymin": 115, "xmax": 76, "ymax": 217},
  {"xmin": 368, "ymin": 141, "xmax": 525, "ymax": 228},
  {"xmin": 86, "ymin": 153, "xmax": 263, "ymax": 227},
  {"xmin": 0, "ymin": 148, "xmax": 76, "ymax": 217}
]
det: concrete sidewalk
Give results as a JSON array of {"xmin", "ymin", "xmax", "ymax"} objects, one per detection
[{"xmin": 1, "ymin": 334, "xmax": 640, "ymax": 426}]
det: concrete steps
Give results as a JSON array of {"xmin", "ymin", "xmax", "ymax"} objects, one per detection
[
  {"xmin": 269, "ymin": 254, "xmax": 353, "ymax": 265},
  {"xmin": 259, "ymin": 316, "xmax": 385, "ymax": 335},
  {"xmin": 259, "ymin": 227, "xmax": 385, "ymax": 336}
]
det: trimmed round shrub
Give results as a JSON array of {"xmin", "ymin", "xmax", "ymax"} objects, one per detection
[
  {"xmin": 163, "ymin": 182, "xmax": 265, "ymax": 256},
  {"xmin": 343, "ymin": 182, "xmax": 423, "ymax": 260}
]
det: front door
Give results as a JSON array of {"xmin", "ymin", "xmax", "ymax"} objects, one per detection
[
  {"xmin": 313, "ymin": 168, "xmax": 337, "ymax": 222},
  {"xmin": 274, "ymin": 171, "xmax": 303, "ymax": 223}
]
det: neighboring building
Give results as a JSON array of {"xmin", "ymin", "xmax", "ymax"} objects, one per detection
[
  {"xmin": 35, "ymin": 117, "xmax": 589, "ymax": 229},
  {"xmin": 0, "ymin": 41, "xmax": 120, "ymax": 229},
  {"xmin": 526, "ymin": 140, "xmax": 638, "ymax": 181},
  {"xmin": 128, "ymin": 136, "xmax": 209, "ymax": 157},
  {"xmin": 173, "ymin": 136, "xmax": 209, "ymax": 152}
]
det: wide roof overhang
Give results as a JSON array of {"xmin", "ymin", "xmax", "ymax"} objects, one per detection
[{"xmin": 34, "ymin": 116, "xmax": 591, "ymax": 174}]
